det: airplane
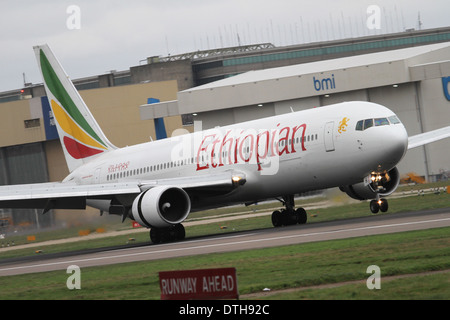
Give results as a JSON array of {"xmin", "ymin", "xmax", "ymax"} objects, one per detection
[{"xmin": 0, "ymin": 44, "xmax": 449, "ymax": 244}]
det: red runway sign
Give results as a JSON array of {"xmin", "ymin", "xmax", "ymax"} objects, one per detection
[{"xmin": 159, "ymin": 267, "xmax": 239, "ymax": 300}]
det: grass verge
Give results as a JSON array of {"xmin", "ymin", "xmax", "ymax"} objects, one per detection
[{"xmin": 0, "ymin": 226, "xmax": 449, "ymax": 300}]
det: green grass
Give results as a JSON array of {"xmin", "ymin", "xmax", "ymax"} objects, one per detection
[
  {"xmin": 1, "ymin": 226, "xmax": 449, "ymax": 300},
  {"xmin": 265, "ymin": 272, "xmax": 450, "ymax": 300}
]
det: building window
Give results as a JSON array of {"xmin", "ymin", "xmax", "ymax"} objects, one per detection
[{"xmin": 24, "ymin": 118, "xmax": 40, "ymax": 128}]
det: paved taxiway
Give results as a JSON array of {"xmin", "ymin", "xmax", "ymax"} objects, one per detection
[{"xmin": 1, "ymin": 208, "xmax": 450, "ymax": 277}]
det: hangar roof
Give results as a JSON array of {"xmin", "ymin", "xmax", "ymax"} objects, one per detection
[
  {"xmin": 189, "ymin": 42, "xmax": 450, "ymax": 90},
  {"xmin": 140, "ymin": 42, "xmax": 450, "ymax": 119}
]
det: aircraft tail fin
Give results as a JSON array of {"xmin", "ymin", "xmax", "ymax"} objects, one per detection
[{"xmin": 34, "ymin": 44, "xmax": 116, "ymax": 172}]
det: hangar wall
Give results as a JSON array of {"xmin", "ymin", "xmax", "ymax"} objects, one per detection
[
  {"xmin": 416, "ymin": 77, "xmax": 450, "ymax": 177},
  {"xmin": 77, "ymin": 80, "xmax": 181, "ymax": 148}
]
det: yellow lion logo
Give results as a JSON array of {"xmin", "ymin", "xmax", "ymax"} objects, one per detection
[{"xmin": 338, "ymin": 117, "xmax": 350, "ymax": 134}]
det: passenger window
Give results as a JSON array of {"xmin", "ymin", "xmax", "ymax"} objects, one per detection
[
  {"xmin": 389, "ymin": 115, "xmax": 400, "ymax": 124},
  {"xmin": 356, "ymin": 120, "xmax": 363, "ymax": 131},
  {"xmin": 375, "ymin": 118, "xmax": 389, "ymax": 126},
  {"xmin": 364, "ymin": 119, "xmax": 373, "ymax": 130}
]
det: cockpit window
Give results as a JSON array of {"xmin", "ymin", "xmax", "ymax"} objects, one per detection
[
  {"xmin": 375, "ymin": 118, "xmax": 389, "ymax": 126},
  {"xmin": 388, "ymin": 115, "xmax": 401, "ymax": 124},
  {"xmin": 364, "ymin": 119, "xmax": 374, "ymax": 130},
  {"xmin": 355, "ymin": 120, "xmax": 363, "ymax": 131},
  {"xmin": 356, "ymin": 115, "xmax": 401, "ymax": 131}
]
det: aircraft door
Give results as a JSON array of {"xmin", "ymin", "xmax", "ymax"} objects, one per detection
[{"xmin": 324, "ymin": 121, "xmax": 335, "ymax": 152}]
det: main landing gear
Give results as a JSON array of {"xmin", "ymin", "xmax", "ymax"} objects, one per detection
[
  {"xmin": 149, "ymin": 224, "xmax": 185, "ymax": 244},
  {"xmin": 271, "ymin": 195, "xmax": 307, "ymax": 227}
]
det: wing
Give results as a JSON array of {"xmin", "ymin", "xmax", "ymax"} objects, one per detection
[
  {"xmin": 408, "ymin": 126, "xmax": 450, "ymax": 149},
  {"xmin": 0, "ymin": 181, "xmax": 141, "ymax": 212},
  {"xmin": 0, "ymin": 170, "xmax": 246, "ymax": 213}
]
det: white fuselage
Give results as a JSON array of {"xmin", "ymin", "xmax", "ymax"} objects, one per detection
[{"xmin": 67, "ymin": 101, "xmax": 408, "ymax": 211}]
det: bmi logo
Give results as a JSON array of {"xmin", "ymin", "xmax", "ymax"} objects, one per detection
[
  {"xmin": 442, "ymin": 76, "xmax": 450, "ymax": 101},
  {"xmin": 313, "ymin": 74, "xmax": 336, "ymax": 91}
]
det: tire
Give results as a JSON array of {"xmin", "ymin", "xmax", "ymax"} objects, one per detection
[
  {"xmin": 370, "ymin": 200, "xmax": 380, "ymax": 214},
  {"xmin": 379, "ymin": 199, "xmax": 388, "ymax": 212},
  {"xmin": 271, "ymin": 210, "xmax": 282, "ymax": 227},
  {"xmin": 296, "ymin": 208, "xmax": 307, "ymax": 224},
  {"xmin": 174, "ymin": 224, "xmax": 186, "ymax": 240},
  {"xmin": 150, "ymin": 228, "xmax": 162, "ymax": 244}
]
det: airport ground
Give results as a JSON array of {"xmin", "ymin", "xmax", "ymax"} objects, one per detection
[{"xmin": 0, "ymin": 182, "xmax": 449, "ymax": 300}]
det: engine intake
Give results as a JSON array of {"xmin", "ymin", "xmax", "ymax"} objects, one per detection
[
  {"xmin": 131, "ymin": 186, "xmax": 191, "ymax": 228},
  {"xmin": 340, "ymin": 167, "xmax": 400, "ymax": 201}
]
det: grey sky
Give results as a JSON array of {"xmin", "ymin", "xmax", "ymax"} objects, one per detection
[{"xmin": 0, "ymin": 0, "xmax": 448, "ymax": 92}]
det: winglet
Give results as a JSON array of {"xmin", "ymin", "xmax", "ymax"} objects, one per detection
[{"xmin": 34, "ymin": 44, "xmax": 116, "ymax": 172}]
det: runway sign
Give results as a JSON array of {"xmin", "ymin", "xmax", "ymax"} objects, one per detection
[{"xmin": 159, "ymin": 267, "xmax": 238, "ymax": 300}]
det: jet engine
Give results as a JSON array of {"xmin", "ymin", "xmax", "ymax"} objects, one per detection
[
  {"xmin": 130, "ymin": 186, "xmax": 191, "ymax": 228},
  {"xmin": 340, "ymin": 167, "xmax": 400, "ymax": 201}
]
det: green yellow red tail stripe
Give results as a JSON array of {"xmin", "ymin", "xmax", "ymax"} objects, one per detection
[{"xmin": 35, "ymin": 44, "xmax": 115, "ymax": 171}]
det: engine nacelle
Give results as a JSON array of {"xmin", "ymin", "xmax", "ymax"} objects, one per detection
[
  {"xmin": 131, "ymin": 186, "xmax": 191, "ymax": 228},
  {"xmin": 340, "ymin": 167, "xmax": 400, "ymax": 201}
]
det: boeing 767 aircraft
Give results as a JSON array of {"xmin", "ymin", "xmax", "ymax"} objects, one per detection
[{"xmin": 0, "ymin": 44, "xmax": 449, "ymax": 243}]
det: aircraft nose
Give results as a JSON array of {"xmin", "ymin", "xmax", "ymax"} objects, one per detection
[{"xmin": 383, "ymin": 124, "xmax": 408, "ymax": 168}]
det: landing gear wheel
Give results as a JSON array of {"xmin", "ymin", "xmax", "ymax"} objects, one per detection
[
  {"xmin": 150, "ymin": 224, "xmax": 186, "ymax": 244},
  {"xmin": 272, "ymin": 195, "xmax": 309, "ymax": 227},
  {"xmin": 150, "ymin": 228, "xmax": 162, "ymax": 244},
  {"xmin": 296, "ymin": 208, "xmax": 307, "ymax": 224},
  {"xmin": 282, "ymin": 209, "xmax": 299, "ymax": 226},
  {"xmin": 370, "ymin": 198, "xmax": 389, "ymax": 214},
  {"xmin": 173, "ymin": 224, "xmax": 186, "ymax": 240},
  {"xmin": 379, "ymin": 199, "xmax": 388, "ymax": 212},
  {"xmin": 271, "ymin": 210, "xmax": 282, "ymax": 227},
  {"xmin": 370, "ymin": 200, "xmax": 379, "ymax": 214},
  {"xmin": 271, "ymin": 207, "xmax": 307, "ymax": 227}
]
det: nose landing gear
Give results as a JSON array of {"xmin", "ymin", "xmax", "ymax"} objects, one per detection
[
  {"xmin": 369, "ymin": 172, "xmax": 390, "ymax": 214},
  {"xmin": 271, "ymin": 195, "xmax": 307, "ymax": 227},
  {"xmin": 370, "ymin": 197, "xmax": 388, "ymax": 214}
]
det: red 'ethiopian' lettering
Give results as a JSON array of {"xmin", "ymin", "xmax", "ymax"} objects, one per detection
[
  {"xmin": 256, "ymin": 130, "xmax": 270, "ymax": 170},
  {"xmin": 196, "ymin": 134, "xmax": 215, "ymax": 171},
  {"xmin": 292, "ymin": 124, "xmax": 307, "ymax": 152},
  {"xmin": 219, "ymin": 130, "xmax": 234, "ymax": 167},
  {"xmin": 196, "ymin": 123, "xmax": 307, "ymax": 173}
]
